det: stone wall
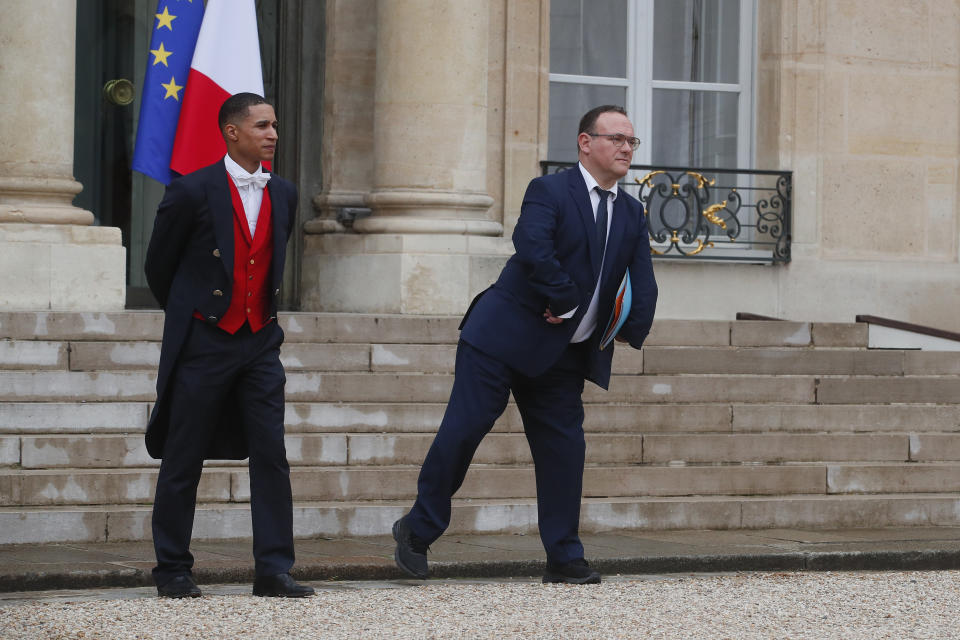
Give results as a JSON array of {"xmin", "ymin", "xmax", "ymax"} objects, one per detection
[{"xmin": 655, "ymin": 0, "xmax": 960, "ymax": 327}]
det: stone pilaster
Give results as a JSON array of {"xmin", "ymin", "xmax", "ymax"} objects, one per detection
[
  {"xmin": 0, "ymin": 0, "xmax": 125, "ymax": 311},
  {"xmin": 360, "ymin": 0, "xmax": 498, "ymax": 234},
  {"xmin": 302, "ymin": 0, "xmax": 505, "ymax": 314}
]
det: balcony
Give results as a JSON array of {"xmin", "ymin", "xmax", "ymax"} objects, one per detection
[{"xmin": 542, "ymin": 162, "xmax": 792, "ymax": 264}]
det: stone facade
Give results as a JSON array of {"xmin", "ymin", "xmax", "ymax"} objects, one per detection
[
  {"xmin": 0, "ymin": 0, "xmax": 958, "ymax": 329},
  {"xmin": 0, "ymin": 0, "xmax": 125, "ymax": 311}
]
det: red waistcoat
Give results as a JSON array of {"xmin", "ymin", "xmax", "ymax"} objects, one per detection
[{"xmin": 215, "ymin": 176, "xmax": 274, "ymax": 334}]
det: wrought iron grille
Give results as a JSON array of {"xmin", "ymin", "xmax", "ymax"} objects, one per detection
[{"xmin": 541, "ymin": 162, "xmax": 792, "ymax": 263}]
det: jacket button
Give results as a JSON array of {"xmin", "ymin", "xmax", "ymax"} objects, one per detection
[
  {"xmin": 250, "ymin": 259, "xmax": 255, "ymax": 265},
  {"xmin": 207, "ymin": 316, "xmax": 218, "ymax": 323},
  {"xmin": 275, "ymin": 288, "xmax": 280, "ymax": 296},
  {"xmin": 213, "ymin": 289, "xmax": 223, "ymax": 296},
  {"xmin": 212, "ymin": 249, "xmax": 221, "ymax": 258}
]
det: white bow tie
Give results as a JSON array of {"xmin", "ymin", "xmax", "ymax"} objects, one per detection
[{"xmin": 233, "ymin": 172, "xmax": 271, "ymax": 189}]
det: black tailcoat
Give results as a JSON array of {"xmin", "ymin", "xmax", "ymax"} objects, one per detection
[{"xmin": 144, "ymin": 160, "xmax": 297, "ymax": 460}]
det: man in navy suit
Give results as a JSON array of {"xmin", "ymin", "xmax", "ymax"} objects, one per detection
[
  {"xmin": 145, "ymin": 93, "xmax": 313, "ymax": 598},
  {"xmin": 393, "ymin": 105, "xmax": 658, "ymax": 584}
]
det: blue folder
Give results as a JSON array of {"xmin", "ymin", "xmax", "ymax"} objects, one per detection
[{"xmin": 599, "ymin": 272, "xmax": 631, "ymax": 350}]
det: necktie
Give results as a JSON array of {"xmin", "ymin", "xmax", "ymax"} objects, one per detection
[
  {"xmin": 233, "ymin": 172, "xmax": 271, "ymax": 189},
  {"xmin": 595, "ymin": 187, "xmax": 610, "ymax": 258}
]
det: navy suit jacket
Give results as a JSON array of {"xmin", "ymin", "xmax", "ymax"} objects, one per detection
[
  {"xmin": 144, "ymin": 160, "xmax": 297, "ymax": 460},
  {"xmin": 460, "ymin": 166, "xmax": 657, "ymax": 389}
]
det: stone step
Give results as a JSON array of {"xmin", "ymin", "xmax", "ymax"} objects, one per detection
[
  {"xmin": 0, "ymin": 340, "xmax": 68, "ymax": 369},
  {"xmin": 0, "ymin": 371, "xmax": 823, "ymax": 404},
  {"xmin": 643, "ymin": 434, "xmax": 912, "ymax": 463},
  {"xmin": 0, "ymin": 463, "xmax": 837, "ymax": 506},
  {"xmin": 817, "ymin": 377, "xmax": 960, "ymax": 404},
  {"xmin": 16, "ymin": 432, "xmax": 952, "ymax": 470},
  {"xmin": 644, "ymin": 347, "xmax": 912, "ymax": 376},
  {"xmin": 4, "ymin": 492, "xmax": 959, "ymax": 544},
  {"xmin": 8, "ymin": 340, "xmax": 958, "ymax": 377},
  {"xmin": 5, "ymin": 400, "xmax": 960, "ymax": 449},
  {"xmin": 5, "ymin": 401, "xmax": 960, "ymax": 439},
  {"xmin": 826, "ymin": 462, "xmax": 960, "ymax": 494},
  {"xmin": 12, "ymin": 433, "xmax": 641, "ymax": 469},
  {"xmin": 65, "ymin": 341, "xmax": 377, "ymax": 373},
  {"xmin": 0, "ymin": 401, "xmax": 733, "ymax": 434},
  {"xmin": 0, "ymin": 371, "xmax": 157, "ymax": 402},
  {"xmin": 14, "ymin": 462, "xmax": 960, "ymax": 507},
  {"xmin": 0, "ymin": 311, "xmax": 165, "ymax": 342},
  {"xmin": 731, "ymin": 403, "xmax": 960, "ymax": 433},
  {"xmin": 0, "ymin": 312, "xmax": 875, "ymax": 349},
  {"xmin": 0, "ymin": 403, "xmax": 151, "ymax": 434},
  {"xmin": 0, "ymin": 468, "xmax": 229, "ymax": 507}
]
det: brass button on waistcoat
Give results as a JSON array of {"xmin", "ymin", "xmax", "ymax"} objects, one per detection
[
  {"xmin": 212, "ymin": 249, "xmax": 221, "ymax": 258},
  {"xmin": 213, "ymin": 289, "xmax": 223, "ymax": 296}
]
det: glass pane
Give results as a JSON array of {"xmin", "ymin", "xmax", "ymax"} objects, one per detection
[
  {"xmin": 550, "ymin": 0, "xmax": 628, "ymax": 77},
  {"xmin": 651, "ymin": 89, "xmax": 738, "ymax": 167},
  {"xmin": 548, "ymin": 83, "xmax": 628, "ymax": 163},
  {"xmin": 653, "ymin": 0, "xmax": 740, "ymax": 83}
]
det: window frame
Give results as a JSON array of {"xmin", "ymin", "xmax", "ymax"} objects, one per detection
[{"xmin": 548, "ymin": 0, "xmax": 758, "ymax": 170}]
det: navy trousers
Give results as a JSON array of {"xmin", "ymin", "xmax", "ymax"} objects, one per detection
[
  {"xmin": 151, "ymin": 319, "xmax": 294, "ymax": 585},
  {"xmin": 407, "ymin": 339, "xmax": 589, "ymax": 564}
]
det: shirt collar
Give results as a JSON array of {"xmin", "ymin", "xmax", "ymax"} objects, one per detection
[
  {"xmin": 223, "ymin": 153, "xmax": 265, "ymax": 181},
  {"xmin": 577, "ymin": 162, "xmax": 619, "ymax": 200}
]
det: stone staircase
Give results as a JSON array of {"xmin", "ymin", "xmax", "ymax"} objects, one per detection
[{"xmin": 2, "ymin": 311, "xmax": 960, "ymax": 545}]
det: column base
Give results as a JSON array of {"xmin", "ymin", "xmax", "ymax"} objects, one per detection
[
  {"xmin": 301, "ymin": 232, "xmax": 513, "ymax": 314},
  {"xmin": 0, "ymin": 223, "xmax": 126, "ymax": 311}
]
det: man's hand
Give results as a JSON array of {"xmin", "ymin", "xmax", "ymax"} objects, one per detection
[{"xmin": 543, "ymin": 308, "xmax": 564, "ymax": 324}]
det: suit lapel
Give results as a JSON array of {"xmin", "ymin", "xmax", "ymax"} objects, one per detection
[
  {"xmin": 209, "ymin": 163, "xmax": 235, "ymax": 280},
  {"xmin": 567, "ymin": 168, "xmax": 602, "ymax": 276}
]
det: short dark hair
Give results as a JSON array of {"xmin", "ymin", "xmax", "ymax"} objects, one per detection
[
  {"xmin": 218, "ymin": 93, "xmax": 269, "ymax": 131},
  {"xmin": 578, "ymin": 105, "xmax": 628, "ymax": 135}
]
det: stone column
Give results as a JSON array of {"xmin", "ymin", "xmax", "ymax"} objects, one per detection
[
  {"xmin": 360, "ymin": 0, "xmax": 498, "ymax": 234},
  {"xmin": 0, "ymin": 0, "xmax": 125, "ymax": 310},
  {"xmin": 301, "ymin": 0, "xmax": 504, "ymax": 314}
]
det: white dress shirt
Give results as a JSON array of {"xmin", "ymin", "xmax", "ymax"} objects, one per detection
[
  {"xmin": 567, "ymin": 162, "xmax": 617, "ymax": 343},
  {"xmin": 224, "ymin": 154, "xmax": 270, "ymax": 237}
]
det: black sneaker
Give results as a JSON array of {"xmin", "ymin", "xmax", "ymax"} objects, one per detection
[
  {"xmin": 542, "ymin": 558, "xmax": 602, "ymax": 585},
  {"xmin": 392, "ymin": 516, "xmax": 429, "ymax": 579},
  {"xmin": 157, "ymin": 574, "xmax": 202, "ymax": 598},
  {"xmin": 252, "ymin": 573, "xmax": 315, "ymax": 598}
]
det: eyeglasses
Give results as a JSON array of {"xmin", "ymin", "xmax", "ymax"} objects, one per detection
[{"xmin": 588, "ymin": 132, "xmax": 641, "ymax": 151}]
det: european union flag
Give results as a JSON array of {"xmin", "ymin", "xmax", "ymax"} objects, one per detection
[{"xmin": 132, "ymin": 0, "xmax": 205, "ymax": 184}]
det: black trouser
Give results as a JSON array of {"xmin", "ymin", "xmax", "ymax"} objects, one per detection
[
  {"xmin": 151, "ymin": 320, "xmax": 294, "ymax": 586},
  {"xmin": 408, "ymin": 339, "xmax": 589, "ymax": 564}
]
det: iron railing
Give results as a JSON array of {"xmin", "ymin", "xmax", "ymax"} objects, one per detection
[{"xmin": 541, "ymin": 162, "xmax": 792, "ymax": 263}]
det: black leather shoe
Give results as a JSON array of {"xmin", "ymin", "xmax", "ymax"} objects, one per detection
[
  {"xmin": 542, "ymin": 558, "xmax": 602, "ymax": 585},
  {"xmin": 252, "ymin": 573, "xmax": 315, "ymax": 598},
  {"xmin": 392, "ymin": 516, "xmax": 429, "ymax": 579},
  {"xmin": 157, "ymin": 575, "xmax": 202, "ymax": 598}
]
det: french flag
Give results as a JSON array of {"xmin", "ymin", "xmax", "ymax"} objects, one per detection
[{"xmin": 169, "ymin": 0, "xmax": 265, "ymax": 177}]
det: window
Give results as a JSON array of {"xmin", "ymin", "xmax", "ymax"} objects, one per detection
[{"xmin": 548, "ymin": 0, "xmax": 756, "ymax": 169}]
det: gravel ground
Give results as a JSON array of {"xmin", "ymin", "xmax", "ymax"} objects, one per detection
[{"xmin": 1, "ymin": 571, "xmax": 958, "ymax": 639}]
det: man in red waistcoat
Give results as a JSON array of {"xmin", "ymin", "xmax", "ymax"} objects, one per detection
[{"xmin": 144, "ymin": 93, "xmax": 312, "ymax": 599}]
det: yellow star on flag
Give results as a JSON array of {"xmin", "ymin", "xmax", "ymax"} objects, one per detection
[
  {"xmin": 161, "ymin": 76, "xmax": 184, "ymax": 101},
  {"xmin": 155, "ymin": 6, "xmax": 177, "ymax": 31},
  {"xmin": 149, "ymin": 42, "xmax": 173, "ymax": 67}
]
